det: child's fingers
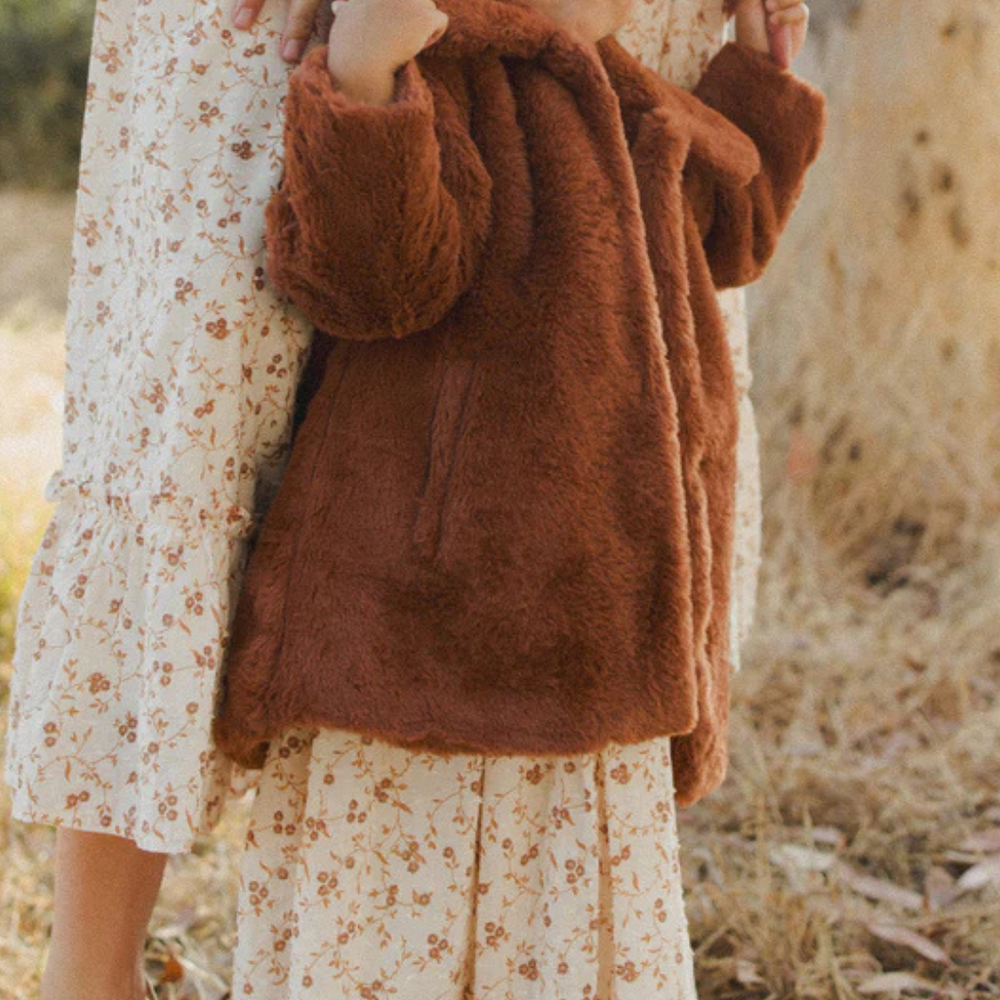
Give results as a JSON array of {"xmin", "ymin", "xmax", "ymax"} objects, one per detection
[
  {"xmin": 764, "ymin": 0, "xmax": 802, "ymax": 10},
  {"xmin": 769, "ymin": 3, "xmax": 808, "ymax": 28}
]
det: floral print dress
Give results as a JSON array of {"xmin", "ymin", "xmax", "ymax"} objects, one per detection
[
  {"xmin": 3, "ymin": 0, "xmax": 313, "ymax": 853},
  {"xmin": 2, "ymin": 0, "xmax": 759, "ymax": 994}
]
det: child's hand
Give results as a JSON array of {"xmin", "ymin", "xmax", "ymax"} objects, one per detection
[
  {"xmin": 733, "ymin": 0, "xmax": 809, "ymax": 69},
  {"xmin": 326, "ymin": 0, "xmax": 449, "ymax": 104}
]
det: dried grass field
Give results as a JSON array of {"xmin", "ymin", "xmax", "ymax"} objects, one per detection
[{"xmin": 2, "ymin": 4, "xmax": 1000, "ymax": 996}]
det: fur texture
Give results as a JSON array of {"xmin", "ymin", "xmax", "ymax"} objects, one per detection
[{"xmin": 211, "ymin": 0, "xmax": 825, "ymax": 808}]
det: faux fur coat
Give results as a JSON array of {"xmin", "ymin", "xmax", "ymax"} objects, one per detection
[{"xmin": 211, "ymin": 0, "xmax": 825, "ymax": 807}]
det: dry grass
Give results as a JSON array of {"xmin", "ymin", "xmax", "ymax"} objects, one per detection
[
  {"xmin": 678, "ymin": 487, "xmax": 1000, "ymax": 998},
  {"xmin": 677, "ymin": 5, "xmax": 1000, "ymax": 993},
  {"xmin": 2, "ymin": 15, "xmax": 1000, "ymax": 988}
]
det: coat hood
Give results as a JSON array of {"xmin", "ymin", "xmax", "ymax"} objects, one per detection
[{"xmin": 414, "ymin": 0, "xmax": 760, "ymax": 186}]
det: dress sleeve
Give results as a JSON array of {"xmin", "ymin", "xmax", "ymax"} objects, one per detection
[
  {"xmin": 683, "ymin": 41, "xmax": 826, "ymax": 289},
  {"xmin": 264, "ymin": 45, "xmax": 492, "ymax": 340}
]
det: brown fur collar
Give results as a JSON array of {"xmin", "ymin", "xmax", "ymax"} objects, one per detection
[
  {"xmin": 411, "ymin": 0, "xmax": 760, "ymax": 184},
  {"xmin": 417, "ymin": 0, "xmax": 739, "ymax": 59},
  {"xmin": 417, "ymin": 0, "xmax": 557, "ymax": 59}
]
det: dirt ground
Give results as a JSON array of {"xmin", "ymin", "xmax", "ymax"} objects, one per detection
[{"xmin": 1, "ymin": 159, "xmax": 998, "ymax": 1000}]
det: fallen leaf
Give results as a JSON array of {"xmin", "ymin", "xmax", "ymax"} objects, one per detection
[
  {"xmin": 836, "ymin": 863, "xmax": 923, "ymax": 911},
  {"xmin": 923, "ymin": 865, "xmax": 959, "ymax": 911},
  {"xmin": 958, "ymin": 829, "xmax": 1000, "ymax": 853},
  {"xmin": 865, "ymin": 921, "xmax": 951, "ymax": 965},
  {"xmin": 150, "ymin": 950, "xmax": 186, "ymax": 986},
  {"xmin": 735, "ymin": 958, "xmax": 765, "ymax": 985},
  {"xmin": 857, "ymin": 972, "xmax": 942, "ymax": 995},
  {"xmin": 772, "ymin": 843, "xmax": 838, "ymax": 873},
  {"xmin": 954, "ymin": 855, "xmax": 1000, "ymax": 894}
]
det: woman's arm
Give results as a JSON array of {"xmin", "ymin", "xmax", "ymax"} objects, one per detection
[{"xmin": 264, "ymin": 46, "xmax": 492, "ymax": 341}]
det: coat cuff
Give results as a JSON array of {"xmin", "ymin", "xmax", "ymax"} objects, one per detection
[
  {"xmin": 285, "ymin": 43, "xmax": 436, "ymax": 147},
  {"xmin": 266, "ymin": 44, "xmax": 453, "ymax": 340},
  {"xmin": 694, "ymin": 41, "xmax": 826, "ymax": 169}
]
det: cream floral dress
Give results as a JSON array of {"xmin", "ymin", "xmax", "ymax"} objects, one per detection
[
  {"xmin": 2, "ymin": 0, "xmax": 760, "ymax": 993},
  {"xmin": 2, "ymin": 0, "xmax": 314, "ymax": 853}
]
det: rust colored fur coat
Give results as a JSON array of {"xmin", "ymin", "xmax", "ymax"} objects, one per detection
[{"xmin": 212, "ymin": 0, "xmax": 825, "ymax": 807}]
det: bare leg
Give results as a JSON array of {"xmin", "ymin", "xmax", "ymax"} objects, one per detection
[{"xmin": 39, "ymin": 828, "xmax": 170, "ymax": 1000}]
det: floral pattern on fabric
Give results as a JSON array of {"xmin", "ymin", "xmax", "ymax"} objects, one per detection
[
  {"xmin": 230, "ymin": 727, "xmax": 698, "ymax": 1000},
  {"xmin": 3, "ymin": 0, "xmax": 317, "ymax": 853}
]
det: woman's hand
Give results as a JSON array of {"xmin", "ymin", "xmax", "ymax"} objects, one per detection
[
  {"xmin": 231, "ymin": 0, "xmax": 332, "ymax": 62},
  {"xmin": 733, "ymin": 0, "xmax": 809, "ymax": 69}
]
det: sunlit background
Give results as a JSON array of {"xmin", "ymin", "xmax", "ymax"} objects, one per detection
[{"xmin": 1, "ymin": 1, "xmax": 998, "ymax": 996}]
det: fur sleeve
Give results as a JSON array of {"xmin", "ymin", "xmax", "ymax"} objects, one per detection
[
  {"xmin": 683, "ymin": 41, "xmax": 826, "ymax": 289},
  {"xmin": 264, "ymin": 45, "xmax": 492, "ymax": 340}
]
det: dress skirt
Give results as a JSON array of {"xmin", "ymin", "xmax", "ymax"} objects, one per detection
[
  {"xmin": 231, "ymin": 726, "xmax": 697, "ymax": 999},
  {"xmin": 1, "ymin": 0, "xmax": 754, "ymax": 996},
  {"xmin": 3, "ymin": 0, "xmax": 314, "ymax": 853}
]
